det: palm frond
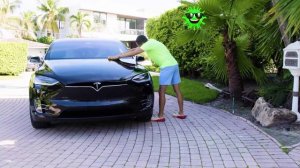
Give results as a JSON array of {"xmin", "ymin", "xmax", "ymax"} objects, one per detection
[
  {"xmin": 175, "ymin": 29, "xmax": 211, "ymax": 46},
  {"xmin": 255, "ymin": 20, "xmax": 283, "ymax": 65},
  {"xmin": 235, "ymin": 34, "xmax": 267, "ymax": 84},
  {"xmin": 268, "ymin": 0, "xmax": 300, "ymax": 36},
  {"xmin": 196, "ymin": 0, "xmax": 223, "ymax": 16},
  {"xmin": 205, "ymin": 36, "xmax": 228, "ymax": 82}
]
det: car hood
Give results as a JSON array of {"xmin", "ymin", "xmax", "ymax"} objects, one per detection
[{"xmin": 36, "ymin": 59, "xmax": 146, "ymax": 85}]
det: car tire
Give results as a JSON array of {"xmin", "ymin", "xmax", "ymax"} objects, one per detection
[
  {"xmin": 136, "ymin": 109, "xmax": 153, "ymax": 122},
  {"xmin": 30, "ymin": 107, "xmax": 50, "ymax": 129}
]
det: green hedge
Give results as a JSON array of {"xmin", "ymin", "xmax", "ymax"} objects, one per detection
[
  {"xmin": 146, "ymin": 6, "xmax": 215, "ymax": 76},
  {"xmin": 37, "ymin": 36, "xmax": 54, "ymax": 44},
  {"xmin": 0, "ymin": 42, "xmax": 28, "ymax": 75}
]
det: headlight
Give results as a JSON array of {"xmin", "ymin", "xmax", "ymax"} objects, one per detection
[
  {"xmin": 34, "ymin": 76, "xmax": 59, "ymax": 86},
  {"xmin": 132, "ymin": 73, "xmax": 150, "ymax": 83}
]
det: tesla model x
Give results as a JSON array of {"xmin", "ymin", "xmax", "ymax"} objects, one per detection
[{"xmin": 29, "ymin": 38, "xmax": 154, "ymax": 128}]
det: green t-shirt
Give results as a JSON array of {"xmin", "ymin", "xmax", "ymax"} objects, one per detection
[{"xmin": 140, "ymin": 39, "xmax": 178, "ymax": 68}]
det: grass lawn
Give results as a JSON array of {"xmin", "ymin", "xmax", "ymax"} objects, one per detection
[{"xmin": 151, "ymin": 76, "xmax": 219, "ymax": 104}]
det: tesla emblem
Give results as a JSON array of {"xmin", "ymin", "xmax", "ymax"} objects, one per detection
[{"xmin": 93, "ymin": 82, "xmax": 102, "ymax": 91}]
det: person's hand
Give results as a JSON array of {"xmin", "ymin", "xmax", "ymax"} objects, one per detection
[{"xmin": 108, "ymin": 56, "xmax": 120, "ymax": 61}]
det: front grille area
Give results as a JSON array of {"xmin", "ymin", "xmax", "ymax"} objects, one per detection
[
  {"xmin": 59, "ymin": 106, "xmax": 133, "ymax": 118},
  {"xmin": 53, "ymin": 82, "xmax": 145, "ymax": 101}
]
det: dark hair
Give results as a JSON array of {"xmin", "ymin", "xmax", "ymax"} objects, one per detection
[{"xmin": 136, "ymin": 35, "xmax": 148, "ymax": 46}]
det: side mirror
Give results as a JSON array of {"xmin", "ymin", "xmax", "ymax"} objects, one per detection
[{"xmin": 136, "ymin": 56, "xmax": 145, "ymax": 62}]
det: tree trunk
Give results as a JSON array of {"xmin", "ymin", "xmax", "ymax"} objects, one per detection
[
  {"xmin": 79, "ymin": 27, "xmax": 82, "ymax": 37},
  {"xmin": 222, "ymin": 27, "xmax": 243, "ymax": 99}
]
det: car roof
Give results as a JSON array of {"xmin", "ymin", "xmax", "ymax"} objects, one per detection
[{"xmin": 52, "ymin": 38, "xmax": 122, "ymax": 44}]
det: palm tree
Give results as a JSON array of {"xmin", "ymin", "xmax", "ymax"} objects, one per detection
[
  {"xmin": 0, "ymin": 0, "xmax": 20, "ymax": 29},
  {"xmin": 178, "ymin": 0, "xmax": 267, "ymax": 98},
  {"xmin": 70, "ymin": 11, "xmax": 91, "ymax": 37},
  {"xmin": 0, "ymin": 0, "xmax": 20, "ymax": 15},
  {"xmin": 268, "ymin": 0, "xmax": 300, "ymax": 41},
  {"xmin": 20, "ymin": 11, "xmax": 37, "ymax": 40},
  {"xmin": 255, "ymin": 0, "xmax": 300, "ymax": 76},
  {"xmin": 36, "ymin": 0, "xmax": 69, "ymax": 37}
]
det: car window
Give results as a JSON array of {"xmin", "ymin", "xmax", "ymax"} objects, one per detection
[{"xmin": 45, "ymin": 40, "xmax": 128, "ymax": 60}]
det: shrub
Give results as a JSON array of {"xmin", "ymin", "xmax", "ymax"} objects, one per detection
[
  {"xmin": 0, "ymin": 42, "xmax": 28, "ymax": 75},
  {"xmin": 258, "ymin": 73, "xmax": 292, "ymax": 107},
  {"xmin": 37, "ymin": 36, "xmax": 54, "ymax": 44},
  {"xmin": 146, "ymin": 6, "xmax": 215, "ymax": 77}
]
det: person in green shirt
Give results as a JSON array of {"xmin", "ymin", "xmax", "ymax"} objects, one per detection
[{"xmin": 108, "ymin": 35, "xmax": 186, "ymax": 122}]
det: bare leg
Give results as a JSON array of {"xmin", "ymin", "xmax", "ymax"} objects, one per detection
[
  {"xmin": 172, "ymin": 84, "xmax": 184, "ymax": 115},
  {"xmin": 159, "ymin": 85, "xmax": 168, "ymax": 118}
]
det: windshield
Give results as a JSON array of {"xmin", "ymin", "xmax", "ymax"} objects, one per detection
[{"xmin": 45, "ymin": 40, "xmax": 128, "ymax": 60}]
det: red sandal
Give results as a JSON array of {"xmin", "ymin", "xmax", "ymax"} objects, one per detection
[
  {"xmin": 172, "ymin": 114, "xmax": 187, "ymax": 119},
  {"xmin": 151, "ymin": 116, "xmax": 165, "ymax": 122}
]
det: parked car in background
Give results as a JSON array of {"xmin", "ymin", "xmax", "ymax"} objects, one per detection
[
  {"xmin": 26, "ymin": 56, "xmax": 42, "ymax": 71},
  {"xmin": 29, "ymin": 38, "xmax": 154, "ymax": 128}
]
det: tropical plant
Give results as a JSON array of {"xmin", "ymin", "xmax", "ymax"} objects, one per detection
[
  {"xmin": 146, "ymin": 6, "xmax": 215, "ymax": 77},
  {"xmin": 0, "ymin": 0, "xmax": 20, "ymax": 29},
  {"xmin": 255, "ymin": 0, "xmax": 300, "ymax": 76},
  {"xmin": 0, "ymin": 0, "xmax": 19, "ymax": 15},
  {"xmin": 70, "ymin": 11, "xmax": 91, "ymax": 37},
  {"xmin": 36, "ymin": 0, "xmax": 69, "ymax": 37},
  {"xmin": 259, "ymin": 73, "xmax": 292, "ymax": 107},
  {"xmin": 178, "ymin": 0, "xmax": 267, "ymax": 98},
  {"xmin": 254, "ymin": 15, "xmax": 285, "ymax": 76},
  {"xmin": 37, "ymin": 36, "xmax": 53, "ymax": 44},
  {"xmin": 268, "ymin": 0, "xmax": 300, "ymax": 40},
  {"xmin": 19, "ymin": 11, "xmax": 37, "ymax": 40}
]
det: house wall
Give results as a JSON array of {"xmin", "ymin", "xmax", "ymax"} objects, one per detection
[
  {"xmin": 50, "ymin": 1, "xmax": 148, "ymax": 41},
  {"xmin": 106, "ymin": 13, "xmax": 119, "ymax": 34}
]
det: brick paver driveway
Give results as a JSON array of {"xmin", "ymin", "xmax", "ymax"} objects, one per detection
[{"xmin": 0, "ymin": 74, "xmax": 299, "ymax": 168}]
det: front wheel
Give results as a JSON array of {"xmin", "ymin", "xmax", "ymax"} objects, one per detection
[
  {"xmin": 136, "ymin": 109, "xmax": 153, "ymax": 122},
  {"xmin": 30, "ymin": 106, "xmax": 50, "ymax": 129}
]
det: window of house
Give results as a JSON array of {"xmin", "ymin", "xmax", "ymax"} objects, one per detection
[
  {"xmin": 128, "ymin": 19, "xmax": 136, "ymax": 29},
  {"xmin": 118, "ymin": 17, "xmax": 137, "ymax": 30},
  {"xmin": 93, "ymin": 12, "xmax": 107, "ymax": 25}
]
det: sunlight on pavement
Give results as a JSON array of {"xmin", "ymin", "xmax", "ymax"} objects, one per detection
[
  {"xmin": 0, "ymin": 72, "xmax": 32, "ymax": 98},
  {"xmin": 0, "ymin": 140, "xmax": 15, "ymax": 146}
]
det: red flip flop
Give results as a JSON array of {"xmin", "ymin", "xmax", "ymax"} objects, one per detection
[
  {"xmin": 173, "ymin": 114, "xmax": 187, "ymax": 119},
  {"xmin": 151, "ymin": 117, "xmax": 165, "ymax": 122}
]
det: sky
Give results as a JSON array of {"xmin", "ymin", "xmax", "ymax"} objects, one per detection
[{"xmin": 18, "ymin": 0, "xmax": 180, "ymax": 18}]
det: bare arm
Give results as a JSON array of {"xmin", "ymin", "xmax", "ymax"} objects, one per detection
[{"xmin": 108, "ymin": 47, "xmax": 144, "ymax": 60}]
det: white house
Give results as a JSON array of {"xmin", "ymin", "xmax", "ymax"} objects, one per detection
[{"xmin": 36, "ymin": 0, "xmax": 150, "ymax": 48}]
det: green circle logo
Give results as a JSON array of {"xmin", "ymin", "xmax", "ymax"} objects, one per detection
[{"xmin": 182, "ymin": 6, "xmax": 207, "ymax": 30}]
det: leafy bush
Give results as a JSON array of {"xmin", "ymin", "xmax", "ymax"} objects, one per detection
[
  {"xmin": 258, "ymin": 73, "xmax": 292, "ymax": 107},
  {"xmin": 146, "ymin": 6, "xmax": 215, "ymax": 76},
  {"xmin": 0, "ymin": 42, "xmax": 28, "ymax": 75},
  {"xmin": 37, "ymin": 36, "xmax": 54, "ymax": 44}
]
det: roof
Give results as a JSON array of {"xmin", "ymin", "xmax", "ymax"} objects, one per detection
[
  {"xmin": 0, "ymin": 38, "xmax": 50, "ymax": 49},
  {"xmin": 53, "ymin": 38, "xmax": 121, "ymax": 44},
  {"xmin": 284, "ymin": 41, "xmax": 300, "ymax": 51}
]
